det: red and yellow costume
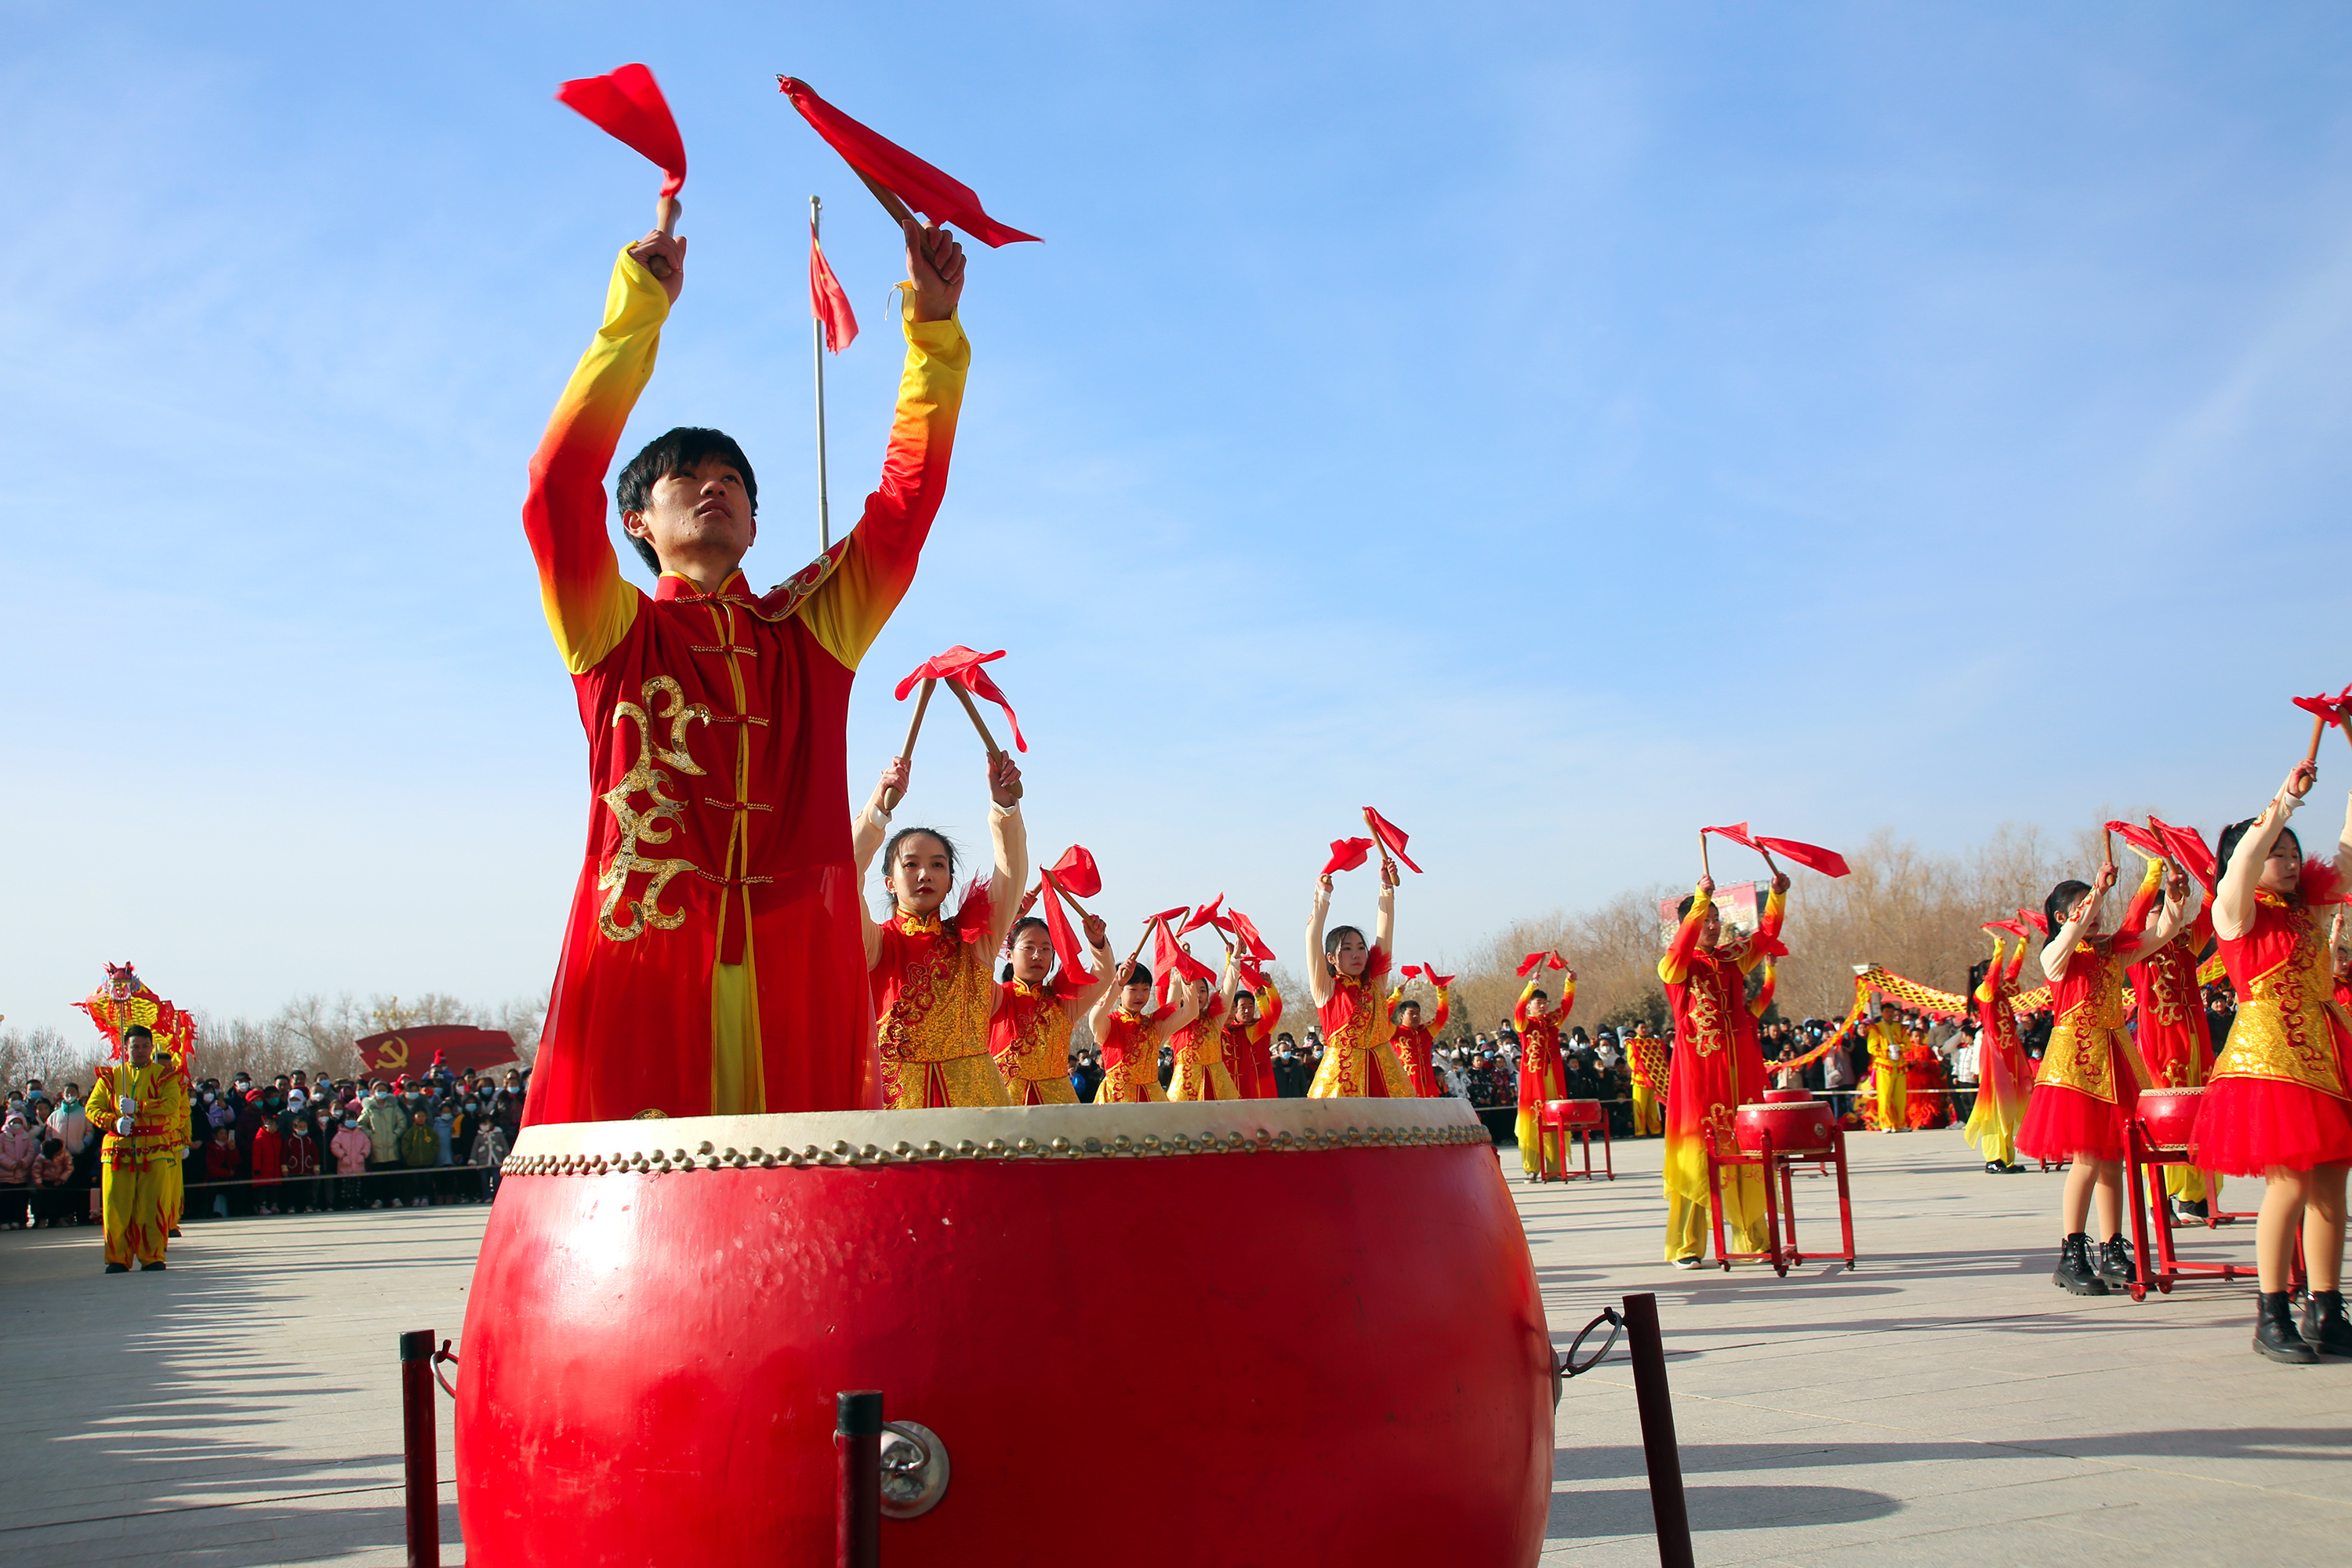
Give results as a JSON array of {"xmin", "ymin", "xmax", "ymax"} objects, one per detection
[
  {"xmin": 1862, "ymin": 1020, "xmax": 1907, "ymax": 1130},
  {"xmin": 2017, "ymin": 938, "xmax": 2151, "ymax": 1163},
  {"xmin": 2124, "ymin": 862, "xmax": 2222, "ymax": 1200},
  {"xmin": 2189, "ymin": 889, "xmax": 2352, "ymax": 1175},
  {"xmin": 1221, "ymin": 983, "xmax": 1283, "ymax": 1099},
  {"xmin": 1902, "ymin": 1039, "xmax": 1948, "ymax": 1129},
  {"xmin": 1964, "ymin": 937, "xmax": 2031, "ymax": 1166},
  {"xmin": 1308, "ymin": 948, "xmax": 1410, "ymax": 1097},
  {"xmin": 1658, "ymin": 882, "xmax": 1782, "ymax": 1262},
  {"xmin": 523, "ymin": 247, "xmax": 970, "ymax": 1125},
  {"xmin": 989, "ymin": 975, "xmax": 1083, "ymax": 1105},
  {"xmin": 871, "ymin": 891, "xmax": 1011, "ymax": 1109},
  {"xmin": 1097, "ymin": 1005, "xmax": 1174, "ymax": 1104},
  {"xmin": 1512, "ymin": 980, "xmax": 1572, "ymax": 1175},
  {"xmin": 1626, "ymin": 1030, "xmax": 1665, "ymax": 1135},
  {"xmin": 1169, "ymin": 998, "xmax": 1240, "ymax": 1102},
  {"xmin": 74, "ymin": 964, "xmax": 194, "ymax": 1249},
  {"xmin": 1385, "ymin": 984, "xmax": 1450, "ymax": 1098},
  {"xmin": 84, "ymin": 1053, "xmax": 186, "ymax": 1270}
]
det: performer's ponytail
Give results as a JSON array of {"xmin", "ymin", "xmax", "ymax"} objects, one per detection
[{"xmin": 2042, "ymin": 880, "xmax": 2091, "ymax": 949}]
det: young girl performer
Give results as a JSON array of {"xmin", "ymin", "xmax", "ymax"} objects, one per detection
[
  {"xmin": 1385, "ymin": 975, "xmax": 1453, "ymax": 1098},
  {"xmin": 2019, "ymin": 853, "xmax": 2200, "ymax": 1294},
  {"xmin": 1964, "ymin": 932, "xmax": 2031, "ymax": 1174},
  {"xmin": 991, "ymin": 904, "xmax": 1116, "ymax": 1105},
  {"xmin": 1168, "ymin": 950, "xmax": 1246, "ymax": 1101},
  {"xmin": 2118, "ymin": 851, "xmax": 2223, "ymax": 1218},
  {"xmin": 1090, "ymin": 960, "xmax": 1199, "ymax": 1104},
  {"xmin": 2190, "ymin": 760, "xmax": 2352, "ymax": 1361},
  {"xmin": 1222, "ymin": 975, "xmax": 1283, "ymax": 1099},
  {"xmin": 1512, "ymin": 956, "xmax": 1574, "ymax": 1177},
  {"xmin": 854, "ymin": 753, "xmax": 1028, "ymax": 1108},
  {"xmin": 1305, "ymin": 866, "xmax": 1409, "ymax": 1097}
]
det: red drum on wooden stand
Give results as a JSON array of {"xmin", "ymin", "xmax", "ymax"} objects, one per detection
[
  {"xmin": 2122, "ymin": 1086, "xmax": 2270, "ymax": 1302},
  {"xmin": 1724, "ymin": 1102, "xmax": 1857, "ymax": 1277},
  {"xmin": 1534, "ymin": 1098, "xmax": 1612, "ymax": 1181},
  {"xmin": 456, "ymin": 1098, "xmax": 1553, "ymax": 1566}
]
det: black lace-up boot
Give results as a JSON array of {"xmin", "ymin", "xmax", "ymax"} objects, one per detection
[
  {"xmin": 2096, "ymin": 1234, "xmax": 2137, "ymax": 1288},
  {"xmin": 2053, "ymin": 1233, "xmax": 2107, "ymax": 1295},
  {"xmin": 2299, "ymin": 1289, "xmax": 2352, "ymax": 1356},
  {"xmin": 2256, "ymin": 1291, "xmax": 2318, "ymax": 1363}
]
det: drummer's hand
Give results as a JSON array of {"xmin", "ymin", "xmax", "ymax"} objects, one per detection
[
  {"xmin": 2284, "ymin": 759, "xmax": 2317, "ymax": 804},
  {"xmin": 1697, "ymin": 875, "xmax": 1715, "ymax": 897},
  {"xmin": 626, "ymin": 230, "xmax": 687, "ymax": 304},
  {"xmin": 988, "ymin": 751, "xmax": 1023, "ymax": 807},
  {"xmin": 1772, "ymin": 871, "xmax": 1791, "ymax": 895},
  {"xmin": 1014, "ymin": 884, "xmax": 1040, "ymax": 918},
  {"xmin": 2167, "ymin": 866, "xmax": 2190, "ymax": 903},
  {"xmin": 904, "ymin": 219, "xmax": 965, "ymax": 322},
  {"xmin": 1313, "ymin": 873, "xmax": 1333, "ymax": 908},
  {"xmin": 1082, "ymin": 912, "xmax": 1107, "ymax": 948},
  {"xmin": 877, "ymin": 756, "xmax": 911, "ymax": 800},
  {"xmin": 2092, "ymin": 862, "xmax": 2118, "ymax": 896}
]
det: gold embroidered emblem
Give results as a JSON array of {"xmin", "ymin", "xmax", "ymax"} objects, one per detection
[{"xmin": 597, "ymin": 676, "xmax": 710, "ymax": 942}]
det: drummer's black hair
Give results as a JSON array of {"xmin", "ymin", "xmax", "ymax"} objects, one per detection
[
  {"xmin": 880, "ymin": 827, "xmax": 959, "ymax": 888},
  {"xmin": 1123, "ymin": 964, "xmax": 1153, "ymax": 989},
  {"xmin": 1967, "ymin": 956, "xmax": 1990, "ymax": 994},
  {"xmin": 1000, "ymin": 916, "xmax": 1050, "ymax": 983},
  {"xmin": 615, "ymin": 427, "xmax": 758, "ymax": 574},
  {"xmin": 122, "ymin": 1025, "xmax": 153, "ymax": 1045},
  {"xmin": 2042, "ymin": 880, "xmax": 2092, "ymax": 949},
  {"xmin": 1323, "ymin": 924, "xmax": 1366, "ymax": 974},
  {"xmin": 1527, "ymin": 989, "xmax": 1550, "ymax": 1005},
  {"xmin": 1389, "ymin": 997, "xmax": 1424, "ymax": 1024},
  {"xmin": 2215, "ymin": 818, "xmax": 2299, "ymax": 884}
]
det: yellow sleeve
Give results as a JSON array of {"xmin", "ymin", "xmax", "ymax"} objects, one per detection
[{"xmin": 1659, "ymin": 884, "xmax": 1711, "ymax": 985}]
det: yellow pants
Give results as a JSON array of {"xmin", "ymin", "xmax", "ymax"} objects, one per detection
[
  {"xmin": 1664, "ymin": 1175, "xmax": 1769, "ymax": 1263},
  {"xmin": 159, "ymin": 1156, "xmax": 183, "ymax": 1232},
  {"xmin": 102, "ymin": 1162, "xmax": 170, "ymax": 1269},
  {"xmin": 1877, "ymin": 1071, "xmax": 1906, "ymax": 1129},
  {"xmin": 1632, "ymin": 1082, "xmax": 1662, "ymax": 1135},
  {"xmin": 1515, "ymin": 1104, "xmax": 1563, "ymax": 1176},
  {"xmin": 1976, "ymin": 1127, "xmax": 2014, "ymax": 1165},
  {"xmin": 2165, "ymin": 1166, "xmax": 2219, "ymax": 1205}
]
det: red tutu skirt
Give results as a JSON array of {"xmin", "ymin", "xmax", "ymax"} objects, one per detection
[
  {"xmin": 2188, "ymin": 1076, "xmax": 2352, "ymax": 1177},
  {"xmin": 2016, "ymin": 1083, "xmax": 2127, "ymax": 1163}
]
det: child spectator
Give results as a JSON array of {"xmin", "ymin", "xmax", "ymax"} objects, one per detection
[
  {"xmin": 30, "ymin": 1138, "xmax": 74, "ymax": 1226},
  {"xmin": 0, "ymin": 1113, "xmax": 34, "ymax": 1229},
  {"xmin": 397, "ymin": 1110, "xmax": 438, "ymax": 1207},
  {"xmin": 202, "ymin": 1125, "xmax": 241, "ymax": 1218},
  {"xmin": 282, "ymin": 1115, "xmax": 323, "ymax": 1213},
  {"xmin": 249, "ymin": 1114, "xmax": 284, "ymax": 1217},
  {"xmin": 469, "ymin": 1112, "xmax": 511, "ymax": 1203},
  {"xmin": 329, "ymin": 1110, "xmax": 371, "ymax": 1210}
]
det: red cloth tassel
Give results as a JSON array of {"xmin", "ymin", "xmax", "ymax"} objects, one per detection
[
  {"xmin": 1037, "ymin": 873, "xmax": 1094, "ymax": 985},
  {"xmin": 809, "ymin": 230, "xmax": 858, "ymax": 352},
  {"xmin": 1322, "ymin": 837, "xmax": 1374, "ymax": 875},
  {"xmin": 2151, "ymin": 816, "xmax": 2217, "ymax": 892},
  {"xmin": 1362, "ymin": 807, "xmax": 1423, "ymax": 873},
  {"xmin": 893, "ymin": 645, "xmax": 1025, "ymax": 752},
  {"xmin": 555, "ymin": 64, "xmax": 687, "ymax": 196},
  {"xmin": 1701, "ymin": 822, "xmax": 1757, "ymax": 849},
  {"xmin": 777, "ymin": 77, "xmax": 1040, "ymax": 248},
  {"xmin": 1178, "ymin": 895, "xmax": 1225, "ymax": 937},
  {"xmin": 1752, "ymin": 835, "xmax": 1849, "ymax": 878},
  {"xmin": 1228, "ymin": 909, "xmax": 1276, "ymax": 964},
  {"xmin": 1514, "ymin": 952, "xmax": 1565, "ymax": 978},
  {"xmin": 1047, "ymin": 844, "xmax": 1101, "ymax": 900}
]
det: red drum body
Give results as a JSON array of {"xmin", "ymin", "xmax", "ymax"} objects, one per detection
[
  {"xmin": 456, "ymin": 1098, "xmax": 1552, "ymax": 1567},
  {"xmin": 2136, "ymin": 1086, "xmax": 2204, "ymax": 1152},
  {"xmin": 1550, "ymin": 1098, "xmax": 1605, "ymax": 1127},
  {"xmin": 1763, "ymin": 1089, "xmax": 1815, "ymax": 1105},
  {"xmin": 1734, "ymin": 1101, "xmax": 1837, "ymax": 1156}
]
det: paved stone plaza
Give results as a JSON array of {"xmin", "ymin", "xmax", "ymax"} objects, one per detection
[{"xmin": 2, "ymin": 1127, "xmax": 2346, "ymax": 1565}]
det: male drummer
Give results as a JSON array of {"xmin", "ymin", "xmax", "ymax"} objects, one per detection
[
  {"xmin": 521, "ymin": 203, "xmax": 971, "ymax": 1124},
  {"xmin": 1657, "ymin": 870, "xmax": 1788, "ymax": 1268}
]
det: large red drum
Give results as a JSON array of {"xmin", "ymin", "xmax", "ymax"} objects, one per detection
[
  {"xmin": 1734, "ymin": 1101, "xmax": 1838, "ymax": 1156},
  {"xmin": 2135, "ymin": 1086, "xmax": 2204, "ymax": 1152},
  {"xmin": 456, "ymin": 1097, "xmax": 1552, "ymax": 1566},
  {"xmin": 1763, "ymin": 1089, "xmax": 1815, "ymax": 1105}
]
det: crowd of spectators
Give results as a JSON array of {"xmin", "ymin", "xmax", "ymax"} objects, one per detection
[{"xmin": 0, "ymin": 1059, "xmax": 530, "ymax": 1229}]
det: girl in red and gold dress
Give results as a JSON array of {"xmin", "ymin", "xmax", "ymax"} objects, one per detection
[
  {"xmin": 1089, "ymin": 962, "xmax": 1199, "ymax": 1104},
  {"xmin": 854, "ymin": 753, "xmax": 1029, "ymax": 1109},
  {"xmin": 1385, "ymin": 980, "xmax": 1453, "ymax": 1098},
  {"xmin": 990, "ymin": 906, "xmax": 1116, "ymax": 1105},
  {"xmin": 1512, "ymin": 960, "xmax": 1574, "ymax": 1178},
  {"xmin": 2190, "ymin": 760, "xmax": 2352, "ymax": 1362},
  {"xmin": 1169, "ymin": 951, "xmax": 1246, "ymax": 1101},
  {"xmin": 1221, "ymin": 977, "xmax": 1282, "ymax": 1099},
  {"xmin": 2019, "ymin": 858, "xmax": 2201, "ymax": 1294},
  {"xmin": 1305, "ymin": 867, "xmax": 1410, "ymax": 1097}
]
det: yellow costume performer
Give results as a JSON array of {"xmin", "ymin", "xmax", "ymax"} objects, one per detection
[
  {"xmin": 1864, "ymin": 1014, "xmax": 1908, "ymax": 1130},
  {"xmin": 85, "ymin": 1033, "xmax": 186, "ymax": 1272},
  {"xmin": 73, "ymin": 963, "xmax": 197, "ymax": 1265}
]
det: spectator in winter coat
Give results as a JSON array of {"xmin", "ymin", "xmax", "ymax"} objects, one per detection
[
  {"xmin": 199, "ymin": 1126, "xmax": 242, "ymax": 1218},
  {"xmin": 360, "ymin": 1091, "xmax": 407, "ymax": 1207},
  {"xmin": 249, "ymin": 1117, "xmax": 284, "ymax": 1216},
  {"xmin": 469, "ymin": 1116, "xmax": 511, "ymax": 1203},
  {"xmin": 282, "ymin": 1118, "xmax": 323, "ymax": 1213},
  {"xmin": 0, "ymin": 1113, "xmax": 35, "ymax": 1229},
  {"xmin": 397, "ymin": 1112, "xmax": 438, "ymax": 1207},
  {"xmin": 329, "ymin": 1114, "xmax": 371, "ymax": 1210},
  {"xmin": 30, "ymin": 1138, "xmax": 76, "ymax": 1225}
]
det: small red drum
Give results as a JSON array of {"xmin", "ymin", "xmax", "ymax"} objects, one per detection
[
  {"xmin": 2136, "ymin": 1086, "xmax": 2205, "ymax": 1152},
  {"xmin": 1734, "ymin": 1101, "xmax": 1837, "ymax": 1156},
  {"xmin": 457, "ymin": 1098, "xmax": 1552, "ymax": 1567},
  {"xmin": 1764, "ymin": 1089, "xmax": 1815, "ymax": 1105},
  {"xmin": 1548, "ymin": 1098, "xmax": 1605, "ymax": 1127}
]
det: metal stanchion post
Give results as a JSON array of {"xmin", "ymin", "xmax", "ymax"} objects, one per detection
[
  {"xmin": 1621, "ymin": 1293, "xmax": 1694, "ymax": 1568},
  {"xmin": 837, "ymin": 1389, "xmax": 883, "ymax": 1568},
  {"xmin": 398, "ymin": 1329, "xmax": 440, "ymax": 1568}
]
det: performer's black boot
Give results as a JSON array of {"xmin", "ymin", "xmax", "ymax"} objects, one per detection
[
  {"xmin": 2053, "ymin": 1233, "xmax": 2107, "ymax": 1295},
  {"xmin": 103, "ymin": 1262, "xmax": 129, "ymax": 1274},
  {"xmin": 2256, "ymin": 1291, "xmax": 2318, "ymax": 1363},
  {"xmin": 2299, "ymin": 1289, "xmax": 2352, "ymax": 1356},
  {"xmin": 2096, "ymin": 1234, "xmax": 2136, "ymax": 1287}
]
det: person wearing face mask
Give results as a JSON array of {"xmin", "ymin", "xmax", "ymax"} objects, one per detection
[
  {"xmin": 329, "ymin": 1110, "xmax": 372, "ymax": 1210},
  {"xmin": 361, "ymin": 1087, "xmax": 407, "ymax": 1208},
  {"xmin": 853, "ymin": 752, "xmax": 1029, "ymax": 1109},
  {"xmin": 468, "ymin": 1105, "xmax": 512, "ymax": 1203}
]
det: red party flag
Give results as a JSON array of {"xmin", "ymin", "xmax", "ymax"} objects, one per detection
[
  {"xmin": 556, "ymin": 64, "xmax": 687, "ymax": 197},
  {"xmin": 894, "ymin": 645, "xmax": 1026, "ymax": 752},
  {"xmin": 777, "ymin": 77, "xmax": 1041, "ymax": 248},
  {"xmin": 1036, "ymin": 869, "xmax": 1094, "ymax": 985},
  {"xmin": 1322, "ymin": 837, "xmax": 1374, "ymax": 875},
  {"xmin": 1228, "ymin": 909, "xmax": 1276, "ymax": 964},
  {"xmin": 1362, "ymin": 807, "xmax": 1423, "ymax": 874},
  {"xmin": 1047, "ymin": 845, "xmax": 1101, "ymax": 900},
  {"xmin": 809, "ymin": 227, "xmax": 858, "ymax": 352}
]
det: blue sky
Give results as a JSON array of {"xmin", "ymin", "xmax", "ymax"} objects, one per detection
[{"xmin": 5, "ymin": 2, "xmax": 2350, "ymax": 1038}]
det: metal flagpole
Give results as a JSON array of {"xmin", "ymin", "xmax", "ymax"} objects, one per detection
[{"xmin": 811, "ymin": 194, "xmax": 832, "ymax": 552}]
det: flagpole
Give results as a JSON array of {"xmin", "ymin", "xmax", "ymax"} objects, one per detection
[{"xmin": 810, "ymin": 194, "xmax": 832, "ymax": 553}]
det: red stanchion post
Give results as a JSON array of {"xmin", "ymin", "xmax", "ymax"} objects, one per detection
[
  {"xmin": 398, "ymin": 1329, "xmax": 440, "ymax": 1568},
  {"xmin": 836, "ymin": 1389, "xmax": 883, "ymax": 1568},
  {"xmin": 1621, "ymin": 1293, "xmax": 1694, "ymax": 1568}
]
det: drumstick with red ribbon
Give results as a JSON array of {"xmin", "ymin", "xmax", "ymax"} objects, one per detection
[{"xmin": 556, "ymin": 64, "xmax": 688, "ymax": 242}]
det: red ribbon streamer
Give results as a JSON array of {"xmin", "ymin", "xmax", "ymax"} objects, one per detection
[
  {"xmin": 777, "ymin": 77, "xmax": 1040, "ymax": 247},
  {"xmin": 894, "ymin": 645, "xmax": 1026, "ymax": 753},
  {"xmin": 555, "ymin": 64, "xmax": 687, "ymax": 197}
]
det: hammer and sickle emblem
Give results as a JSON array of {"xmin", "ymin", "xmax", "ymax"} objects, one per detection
[{"xmin": 380, "ymin": 1037, "xmax": 410, "ymax": 1071}]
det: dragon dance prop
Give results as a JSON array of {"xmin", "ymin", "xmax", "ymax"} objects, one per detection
[
  {"xmin": 74, "ymin": 962, "xmax": 197, "ymax": 1081},
  {"xmin": 1627, "ymin": 1037, "xmax": 1670, "ymax": 1098}
]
